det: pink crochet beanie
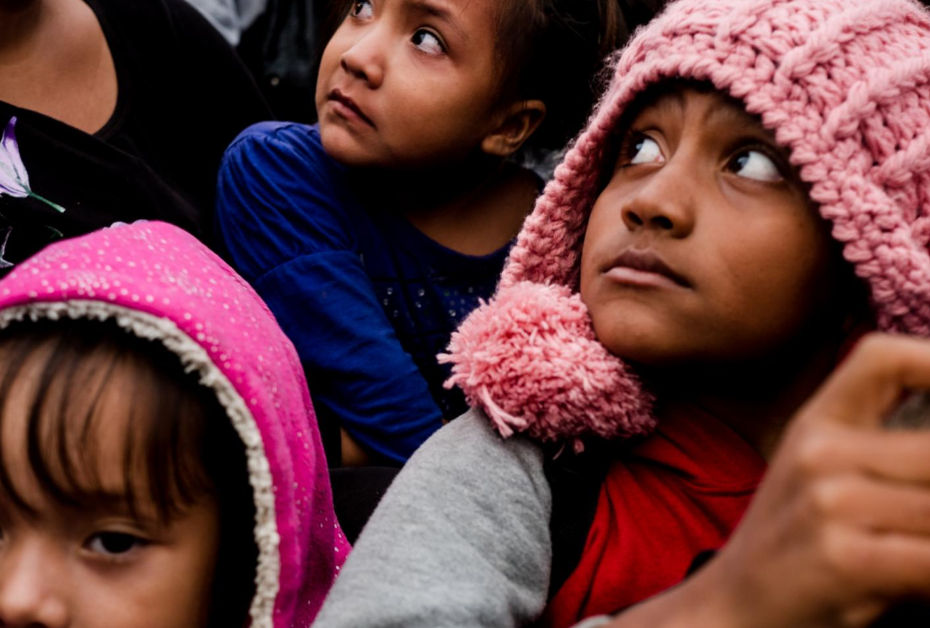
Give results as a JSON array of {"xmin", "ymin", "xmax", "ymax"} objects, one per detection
[{"xmin": 442, "ymin": 0, "xmax": 930, "ymax": 448}]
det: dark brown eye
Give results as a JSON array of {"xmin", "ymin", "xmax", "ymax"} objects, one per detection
[
  {"xmin": 411, "ymin": 30, "xmax": 444, "ymax": 55},
  {"xmin": 86, "ymin": 531, "xmax": 146, "ymax": 556},
  {"xmin": 350, "ymin": 0, "xmax": 373, "ymax": 19},
  {"xmin": 728, "ymin": 150, "xmax": 782, "ymax": 182},
  {"xmin": 628, "ymin": 136, "xmax": 663, "ymax": 165}
]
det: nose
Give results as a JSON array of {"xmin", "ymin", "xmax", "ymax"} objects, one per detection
[
  {"xmin": 0, "ymin": 539, "xmax": 70, "ymax": 628},
  {"xmin": 339, "ymin": 28, "xmax": 385, "ymax": 88},
  {"xmin": 620, "ymin": 164, "xmax": 696, "ymax": 238}
]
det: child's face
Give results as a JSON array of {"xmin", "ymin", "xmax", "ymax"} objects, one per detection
[
  {"xmin": 315, "ymin": 0, "xmax": 506, "ymax": 169},
  {"xmin": 0, "ymin": 359, "xmax": 221, "ymax": 628},
  {"xmin": 580, "ymin": 87, "xmax": 843, "ymax": 367}
]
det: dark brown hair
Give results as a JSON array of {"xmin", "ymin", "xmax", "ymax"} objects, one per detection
[{"xmin": 495, "ymin": 0, "xmax": 670, "ymax": 152}]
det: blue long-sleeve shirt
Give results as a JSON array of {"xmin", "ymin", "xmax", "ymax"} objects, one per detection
[{"xmin": 216, "ymin": 122, "xmax": 512, "ymax": 464}]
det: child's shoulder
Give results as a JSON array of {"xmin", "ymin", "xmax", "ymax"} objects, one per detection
[
  {"xmin": 226, "ymin": 121, "xmax": 333, "ymax": 170},
  {"xmin": 219, "ymin": 121, "xmax": 349, "ymax": 216},
  {"xmin": 215, "ymin": 121, "xmax": 362, "ymax": 278},
  {"xmin": 314, "ymin": 409, "xmax": 552, "ymax": 628}
]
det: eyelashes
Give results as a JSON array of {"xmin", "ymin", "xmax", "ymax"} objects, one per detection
[
  {"xmin": 726, "ymin": 147, "xmax": 784, "ymax": 183},
  {"xmin": 85, "ymin": 531, "xmax": 149, "ymax": 558},
  {"xmin": 349, "ymin": 0, "xmax": 373, "ymax": 19},
  {"xmin": 615, "ymin": 129, "xmax": 789, "ymax": 183},
  {"xmin": 0, "ymin": 522, "xmax": 151, "ymax": 564},
  {"xmin": 347, "ymin": 0, "xmax": 448, "ymax": 57},
  {"xmin": 622, "ymin": 135, "xmax": 664, "ymax": 166},
  {"xmin": 412, "ymin": 29, "xmax": 445, "ymax": 55}
]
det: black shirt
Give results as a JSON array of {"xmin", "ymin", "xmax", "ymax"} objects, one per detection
[{"xmin": 0, "ymin": 0, "xmax": 271, "ymax": 266}]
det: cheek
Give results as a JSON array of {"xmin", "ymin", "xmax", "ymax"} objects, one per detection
[
  {"xmin": 399, "ymin": 66, "xmax": 499, "ymax": 132},
  {"xmin": 315, "ymin": 33, "xmax": 347, "ymax": 102},
  {"xmin": 397, "ymin": 89, "xmax": 481, "ymax": 138},
  {"xmin": 579, "ymin": 206, "xmax": 664, "ymax": 359},
  {"xmin": 152, "ymin": 526, "xmax": 221, "ymax": 628},
  {"xmin": 579, "ymin": 196, "xmax": 625, "ymax": 302},
  {"xmin": 578, "ymin": 235, "xmax": 600, "ymax": 314},
  {"xmin": 104, "ymin": 509, "xmax": 221, "ymax": 628},
  {"xmin": 579, "ymin": 234, "xmax": 599, "ymax": 302},
  {"xmin": 78, "ymin": 567, "xmax": 212, "ymax": 628},
  {"xmin": 579, "ymin": 197, "xmax": 615, "ymax": 284},
  {"xmin": 716, "ymin": 220, "xmax": 837, "ymax": 338}
]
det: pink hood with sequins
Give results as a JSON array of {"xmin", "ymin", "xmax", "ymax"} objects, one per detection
[{"xmin": 0, "ymin": 221, "xmax": 349, "ymax": 628}]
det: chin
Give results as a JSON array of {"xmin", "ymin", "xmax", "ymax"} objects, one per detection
[
  {"xmin": 606, "ymin": 344, "xmax": 689, "ymax": 368},
  {"xmin": 589, "ymin": 308, "xmax": 675, "ymax": 359},
  {"xmin": 318, "ymin": 123, "xmax": 377, "ymax": 168},
  {"xmin": 595, "ymin": 329, "xmax": 674, "ymax": 367}
]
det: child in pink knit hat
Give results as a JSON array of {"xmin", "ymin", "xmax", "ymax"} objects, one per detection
[{"xmin": 313, "ymin": 1, "xmax": 930, "ymax": 627}]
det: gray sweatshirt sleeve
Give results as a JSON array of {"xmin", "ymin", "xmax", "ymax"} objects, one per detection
[{"xmin": 313, "ymin": 408, "xmax": 553, "ymax": 628}]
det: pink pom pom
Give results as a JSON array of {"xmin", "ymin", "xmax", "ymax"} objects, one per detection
[{"xmin": 439, "ymin": 281, "xmax": 655, "ymax": 449}]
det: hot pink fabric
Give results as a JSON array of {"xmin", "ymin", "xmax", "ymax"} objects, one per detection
[
  {"xmin": 443, "ymin": 0, "xmax": 930, "ymax": 445},
  {"xmin": 0, "ymin": 221, "xmax": 349, "ymax": 627}
]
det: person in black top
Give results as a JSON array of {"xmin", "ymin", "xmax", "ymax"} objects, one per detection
[{"xmin": 0, "ymin": 0, "xmax": 270, "ymax": 268}]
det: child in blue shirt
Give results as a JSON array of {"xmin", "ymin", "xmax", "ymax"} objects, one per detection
[{"xmin": 216, "ymin": 0, "xmax": 643, "ymax": 465}]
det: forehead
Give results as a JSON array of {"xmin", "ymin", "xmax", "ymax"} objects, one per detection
[
  {"xmin": 626, "ymin": 84, "xmax": 770, "ymax": 136},
  {"xmin": 0, "ymin": 340, "xmax": 158, "ymax": 511},
  {"xmin": 395, "ymin": 0, "xmax": 496, "ymax": 36}
]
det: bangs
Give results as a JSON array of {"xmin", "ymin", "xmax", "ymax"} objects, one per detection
[{"xmin": 0, "ymin": 318, "xmax": 224, "ymax": 523}]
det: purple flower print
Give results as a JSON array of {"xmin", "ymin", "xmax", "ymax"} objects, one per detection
[{"xmin": 0, "ymin": 117, "xmax": 65, "ymax": 213}]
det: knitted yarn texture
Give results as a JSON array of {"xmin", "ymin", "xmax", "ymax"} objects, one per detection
[{"xmin": 442, "ymin": 0, "xmax": 930, "ymax": 445}]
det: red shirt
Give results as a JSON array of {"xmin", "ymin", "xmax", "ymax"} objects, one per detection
[{"xmin": 543, "ymin": 407, "xmax": 766, "ymax": 627}]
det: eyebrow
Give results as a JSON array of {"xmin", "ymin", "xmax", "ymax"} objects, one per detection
[
  {"xmin": 705, "ymin": 102, "xmax": 758, "ymax": 131},
  {"xmin": 641, "ymin": 89, "xmax": 687, "ymax": 120},
  {"xmin": 649, "ymin": 91, "xmax": 775, "ymax": 140},
  {"xmin": 400, "ymin": 0, "xmax": 470, "ymax": 43}
]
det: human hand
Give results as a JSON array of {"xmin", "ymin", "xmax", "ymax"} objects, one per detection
[{"xmin": 705, "ymin": 334, "xmax": 930, "ymax": 628}]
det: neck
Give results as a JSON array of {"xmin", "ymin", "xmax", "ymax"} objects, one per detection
[
  {"xmin": 353, "ymin": 152, "xmax": 535, "ymax": 256},
  {"xmin": 356, "ymin": 151, "xmax": 506, "ymax": 214},
  {"xmin": 642, "ymin": 325, "xmax": 848, "ymax": 460}
]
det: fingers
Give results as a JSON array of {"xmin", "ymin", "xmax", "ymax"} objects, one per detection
[
  {"xmin": 824, "ymin": 524, "xmax": 930, "ymax": 599},
  {"xmin": 799, "ymin": 334, "xmax": 930, "ymax": 429},
  {"xmin": 859, "ymin": 431, "xmax": 930, "ymax": 483},
  {"xmin": 715, "ymin": 335, "xmax": 930, "ymax": 626},
  {"xmin": 807, "ymin": 474, "xmax": 930, "ymax": 536},
  {"xmin": 789, "ymin": 426, "xmax": 930, "ymax": 484}
]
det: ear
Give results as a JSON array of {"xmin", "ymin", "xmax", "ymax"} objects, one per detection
[{"xmin": 481, "ymin": 100, "xmax": 547, "ymax": 158}]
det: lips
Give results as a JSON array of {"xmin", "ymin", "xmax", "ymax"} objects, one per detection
[
  {"xmin": 329, "ymin": 89, "xmax": 375, "ymax": 127},
  {"xmin": 605, "ymin": 249, "xmax": 690, "ymax": 288}
]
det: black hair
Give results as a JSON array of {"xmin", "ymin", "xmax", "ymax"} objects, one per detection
[
  {"xmin": 495, "ymin": 0, "xmax": 670, "ymax": 152},
  {"xmin": 0, "ymin": 318, "xmax": 257, "ymax": 628}
]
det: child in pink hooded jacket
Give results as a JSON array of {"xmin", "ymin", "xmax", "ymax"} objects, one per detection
[{"xmin": 0, "ymin": 221, "xmax": 348, "ymax": 628}]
